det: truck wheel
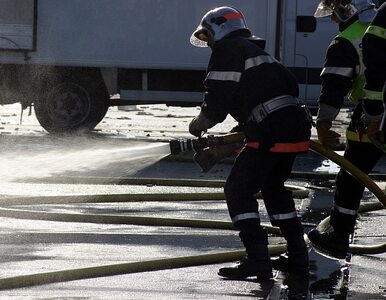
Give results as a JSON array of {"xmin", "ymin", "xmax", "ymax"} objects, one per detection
[{"xmin": 34, "ymin": 72, "xmax": 109, "ymax": 133}]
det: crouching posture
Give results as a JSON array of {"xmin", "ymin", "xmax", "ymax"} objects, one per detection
[{"xmin": 188, "ymin": 6, "xmax": 312, "ymax": 279}]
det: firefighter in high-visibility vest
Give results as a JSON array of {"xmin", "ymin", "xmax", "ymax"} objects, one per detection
[
  {"xmin": 188, "ymin": 6, "xmax": 312, "ymax": 281},
  {"xmin": 362, "ymin": 1, "xmax": 386, "ymax": 150},
  {"xmin": 308, "ymin": 0, "xmax": 379, "ymax": 259}
]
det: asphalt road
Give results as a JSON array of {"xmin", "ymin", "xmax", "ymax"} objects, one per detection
[{"xmin": 0, "ymin": 103, "xmax": 384, "ymax": 299}]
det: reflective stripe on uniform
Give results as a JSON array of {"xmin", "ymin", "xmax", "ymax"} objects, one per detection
[
  {"xmin": 245, "ymin": 55, "xmax": 277, "ymax": 70},
  {"xmin": 269, "ymin": 211, "xmax": 297, "ymax": 221},
  {"xmin": 206, "ymin": 71, "xmax": 242, "ymax": 82},
  {"xmin": 346, "ymin": 129, "xmax": 386, "ymax": 146},
  {"xmin": 346, "ymin": 129, "xmax": 371, "ymax": 143},
  {"xmin": 231, "ymin": 212, "xmax": 260, "ymax": 224},
  {"xmin": 246, "ymin": 141, "xmax": 310, "ymax": 153},
  {"xmin": 363, "ymin": 89, "xmax": 384, "ymax": 101},
  {"xmin": 320, "ymin": 66, "xmax": 354, "ymax": 77},
  {"xmin": 249, "ymin": 95, "xmax": 300, "ymax": 123},
  {"xmin": 366, "ymin": 25, "xmax": 386, "ymax": 40},
  {"xmin": 333, "ymin": 203, "xmax": 357, "ymax": 216},
  {"xmin": 333, "ymin": 21, "xmax": 369, "ymax": 103}
]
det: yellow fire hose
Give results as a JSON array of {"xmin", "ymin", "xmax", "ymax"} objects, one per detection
[
  {"xmin": 0, "ymin": 190, "xmax": 288, "ymax": 289},
  {"xmin": 314, "ymin": 201, "xmax": 386, "ymax": 255},
  {"xmin": 0, "ymin": 246, "xmax": 290, "ymax": 290},
  {"xmin": 22, "ymin": 176, "xmax": 229, "ymax": 187},
  {"xmin": 309, "ymin": 140, "xmax": 386, "ymax": 255},
  {"xmin": 0, "ymin": 186, "xmax": 308, "ymax": 207},
  {"xmin": 0, "ymin": 140, "xmax": 384, "ymax": 290},
  {"xmin": 21, "ymin": 175, "xmax": 313, "ymax": 188},
  {"xmin": 0, "ymin": 206, "xmax": 283, "ymax": 233},
  {"xmin": 310, "ymin": 141, "xmax": 386, "ymax": 207}
]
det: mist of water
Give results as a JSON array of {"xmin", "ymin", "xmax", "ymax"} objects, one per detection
[{"xmin": 0, "ymin": 142, "xmax": 171, "ymax": 182}]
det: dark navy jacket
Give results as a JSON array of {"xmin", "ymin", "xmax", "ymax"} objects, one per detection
[
  {"xmin": 363, "ymin": 3, "xmax": 386, "ymax": 116},
  {"xmin": 200, "ymin": 31, "xmax": 311, "ymax": 152}
]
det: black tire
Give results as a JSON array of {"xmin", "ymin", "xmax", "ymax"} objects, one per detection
[{"xmin": 34, "ymin": 70, "xmax": 109, "ymax": 133}]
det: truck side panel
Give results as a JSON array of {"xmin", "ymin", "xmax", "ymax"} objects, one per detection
[
  {"xmin": 0, "ymin": 0, "xmax": 276, "ymax": 70},
  {"xmin": 281, "ymin": 0, "xmax": 337, "ymax": 105},
  {"xmin": 0, "ymin": 0, "xmax": 36, "ymax": 51},
  {"xmin": 0, "ymin": 0, "xmax": 341, "ymax": 132}
]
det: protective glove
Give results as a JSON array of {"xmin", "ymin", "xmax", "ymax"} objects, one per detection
[
  {"xmin": 316, "ymin": 120, "xmax": 341, "ymax": 148},
  {"xmin": 189, "ymin": 117, "xmax": 205, "ymax": 137},
  {"xmin": 193, "ymin": 143, "xmax": 238, "ymax": 172},
  {"xmin": 366, "ymin": 122, "xmax": 385, "ymax": 151},
  {"xmin": 188, "ymin": 111, "xmax": 217, "ymax": 137}
]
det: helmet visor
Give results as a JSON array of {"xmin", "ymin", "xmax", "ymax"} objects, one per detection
[
  {"xmin": 190, "ymin": 27, "xmax": 211, "ymax": 47},
  {"xmin": 314, "ymin": 1, "xmax": 334, "ymax": 17}
]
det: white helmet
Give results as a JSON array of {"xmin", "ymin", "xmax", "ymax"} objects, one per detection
[
  {"xmin": 190, "ymin": 6, "xmax": 250, "ymax": 47},
  {"xmin": 314, "ymin": 0, "xmax": 357, "ymax": 21},
  {"xmin": 314, "ymin": 0, "xmax": 376, "ymax": 22}
]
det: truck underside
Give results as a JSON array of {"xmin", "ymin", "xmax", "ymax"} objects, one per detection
[
  {"xmin": 0, "ymin": 64, "xmax": 209, "ymax": 132},
  {"xmin": 0, "ymin": 64, "xmax": 110, "ymax": 132}
]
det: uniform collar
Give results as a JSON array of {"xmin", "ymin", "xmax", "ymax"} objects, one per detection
[{"xmin": 339, "ymin": 14, "xmax": 359, "ymax": 32}]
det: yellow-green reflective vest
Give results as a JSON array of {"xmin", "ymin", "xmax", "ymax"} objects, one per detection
[{"xmin": 337, "ymin": 20, "xmax": 370, "ymax": 104}]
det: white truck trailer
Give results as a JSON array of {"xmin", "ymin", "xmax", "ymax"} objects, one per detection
[{"xmin": 0, "ymin": 0, "xmax": 337, "ymax": 133}]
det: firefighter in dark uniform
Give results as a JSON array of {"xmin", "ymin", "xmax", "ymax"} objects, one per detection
[
  {"xmin": 188, "ymin": 6, "xmax": 312, "ymax": 281},
  {"xmin": 362, "ymin": 1, "xmax": 386, "ymax": 149},
  {"xmin": 308, "ymin": 0, "xmax": 379, "ymax": 259}
]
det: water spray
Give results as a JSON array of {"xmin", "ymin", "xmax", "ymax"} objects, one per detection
[{"xmin": 0, "ymin": 140, "xmax": 171, "ymax": 182}]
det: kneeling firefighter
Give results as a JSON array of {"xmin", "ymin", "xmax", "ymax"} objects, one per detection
[{"xmin": 188, "ymin": 6, "xmax": 312, "ymax": 280}]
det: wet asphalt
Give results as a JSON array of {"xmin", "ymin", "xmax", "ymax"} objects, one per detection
[{"xmin": 0, "ymin": 104, "xmax": 384, "ymax": 299}]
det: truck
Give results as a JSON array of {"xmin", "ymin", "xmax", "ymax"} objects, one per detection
[{"xmin": 0, "ymin": 0, "xmax": 338, "ymax": 133}]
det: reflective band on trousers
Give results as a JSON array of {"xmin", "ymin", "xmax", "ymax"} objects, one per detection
[
  {"xmin": 321, "ymin": 66, "xmax": 354, "ymax": 78},
  {"xmin": 269, "ymin": 211, "xmax": 297, "ymax": 221},
  {"xmin": 231, "ymin": 212, "xmax": 260, "ymax": 224},
  {"xmin": 364, "ymin": 89, "xmax": 384, "ymax": 101},
  {"xmin": 246, "ymin": 141, "xmax": 310, "ymax": 153},
  {"xmin": 366, "ymin": 25, "xmax": 386, "ymax": 39},
  {"xmin": 245, "ymin": 55, "xmax": 277, "ymax": 70},
  {"xmin": 206, "ymin": 71, "xmax": 242, "ymax": 82},
  {"xmin": 333, "ymin": 203, "xmax": 357, "ymax": 216}
]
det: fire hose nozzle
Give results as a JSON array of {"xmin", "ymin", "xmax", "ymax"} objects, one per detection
[
  {"xmin": 169, "ymin": 138, "xmax": 210, "ymax": 155},
  {"xmin": 169, "ymin": 139, "xmax": 192, "ymax": 155},
  {"xmin": 169, "ymin": 132, "xmax": 245, "ymax": 155},
  {"xmin": 169, "ymin": 132, "xmax": 245, "ymax": 172}
]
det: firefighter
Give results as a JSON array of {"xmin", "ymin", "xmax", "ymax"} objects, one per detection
[
  {"xmin": 362, "ymin": 1, "xmax": 386, "ymax": 149},
  {"xmin": 189, "ymin": 6, "xmax": 312, "ymax": 281},
  {"xmin": 308, "ymin": 0, "xmax": 380, "ymax": 259}
]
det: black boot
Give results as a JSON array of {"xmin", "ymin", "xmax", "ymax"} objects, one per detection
[
  {"xmin": 218, "ymin": 245, "xmax": 273, "ymax": 280},
  {"xmin": 271, "ymin": 237, "xmax": 309, "ymax": 275},
  {"xmin": 308, "ymin": 228, "xmax": 349, "ymax": 259},
  {"xmin": 271, "ymin": 252, "xmax": 290, "ymax": 272},
  {"xmin": 284, "ymin": 273, "xmax": 309, "ymax": 300}
]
